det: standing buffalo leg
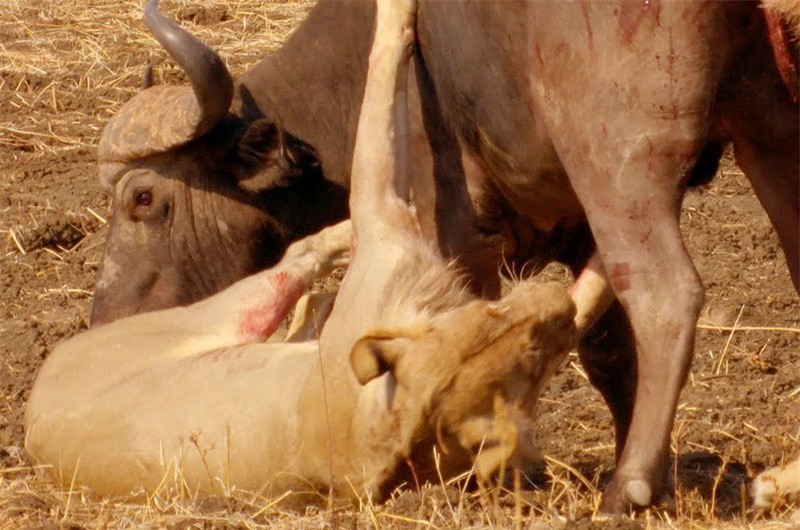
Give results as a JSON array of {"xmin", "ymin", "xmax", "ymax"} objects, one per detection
[
  {"xmin": 578, "ymin": 301, "xmax": 638, "ymax": 461},
  {"xmin": 717, "ymin": 34, "xmax": 800, "ymax": 291},
  {"xmin": 527, "ymin": 1, "xmax": 728, "ymax": 511},
  {"xmin": 567, "ymin": 249, "xmax": 637, "ymax": 461},
  {"xmin": 730, "ymin": 120, "xmax": 799, "ymax": 292},
  {"xmin": 568, "ymin": 114, "xmax": 704, "ymax": 512}
]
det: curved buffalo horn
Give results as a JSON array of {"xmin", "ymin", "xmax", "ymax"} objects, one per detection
[
  {"xmin": 144, "ymin": 0, "xmax": 234, "ymax": 135},
  {"xmin": 97, "ymin": 1, "xmax": 235, "ymax": 174}
]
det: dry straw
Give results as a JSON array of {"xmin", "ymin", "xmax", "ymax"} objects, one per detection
[{"xmin": 0, "ymin": 0, "xmax": 310, "ymax": 155}]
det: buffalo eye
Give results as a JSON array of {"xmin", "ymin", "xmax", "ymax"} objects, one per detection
[{"xmin": 128, "ymin": 186, "xmax": 168, "ymax": 222}]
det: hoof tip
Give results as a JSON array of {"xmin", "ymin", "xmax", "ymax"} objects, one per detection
[{"xmin": 626, "ymin": 479, "xmax": 652, "ymax": 507}]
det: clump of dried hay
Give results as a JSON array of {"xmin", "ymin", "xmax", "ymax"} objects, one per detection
[{"xmin": 0, "ymin": 0, "xmax": 312, "ymax": 155}]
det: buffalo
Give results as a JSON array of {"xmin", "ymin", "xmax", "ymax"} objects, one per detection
[{"xmin": 90, "ymin": 0, "xmax": 798, "ymax": 513}]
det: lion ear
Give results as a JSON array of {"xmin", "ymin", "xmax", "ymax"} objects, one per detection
[
  {"xmin": 350, "ymin": 332, "xmax": 411, "ymax": 385},
  {"xmin": 236, "ymin": 119, "xmax": 321, "ymax": 191}
]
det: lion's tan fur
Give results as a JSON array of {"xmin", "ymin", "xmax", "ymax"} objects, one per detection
[
  {"xmin": 25, "ymin": 0, "xmax": 585, "ymax": 502},
  {"xmin": 765, "ymin": 0, "xmax": 800, "ymax": 35},
  {"xmin": 752, "ymin": 456, "xmax": 800, "ymax": 508}
]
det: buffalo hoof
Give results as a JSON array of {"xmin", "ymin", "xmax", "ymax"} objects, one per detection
[{"xmin": 601, "ymin": 471, "xmax": 673, "ymax": 513}]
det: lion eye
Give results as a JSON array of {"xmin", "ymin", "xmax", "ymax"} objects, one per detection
[{"xmin": 135, "ymin": 190, "xmax": 153, "ymax": 207}]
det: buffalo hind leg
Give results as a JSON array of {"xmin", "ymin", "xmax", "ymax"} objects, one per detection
[
  {"xmin": 578, "ymin": 301, "xmax": 637, "ymax": 462},
  {"xmin": 583, "ymin": 180, "xmax": 703, "ymax": 514},
  {"xmin": 527, "ymin": 1, "xmax": 719, "ymax": 512},
  {"xmin": 718, "ymin": 36, "xmax": 800, "ymax": 291},
  {"xmin": 567, "ymin": 247, "xmax": 638, "ymax": 462}
]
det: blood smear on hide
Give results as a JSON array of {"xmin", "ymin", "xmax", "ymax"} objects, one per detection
[{"xmin": 237, "ymin": 271, "xmax": 306, "ymax": 342}]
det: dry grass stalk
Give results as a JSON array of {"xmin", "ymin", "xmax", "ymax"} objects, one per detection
[
  {"xmin": 698, "ymin": 319, "xmax": 800, "ymax": 335},
  {"xmin": 713, "ymin": 305, "xmax": 746, "ymax": 376},
  {"xmin": 0, "ymin": 0, "xmax": 313, "ymax": 157}
]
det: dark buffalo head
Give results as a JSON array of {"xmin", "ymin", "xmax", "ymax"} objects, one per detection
[{"xmin": 90, "ymin": 0, "xmax": 348, "ymax": 325}]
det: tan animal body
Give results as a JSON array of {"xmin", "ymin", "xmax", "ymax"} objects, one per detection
[
  {"xmin": 25, "ymin": 221, "xmax": 352, "ymax": 496},
  {"xmin": 25, "ymin": 0, "xmax": 614, "ymax": 501},
  {"xmin": 752, "ymin": 457, "xmax": 800, "ymax": 509}
]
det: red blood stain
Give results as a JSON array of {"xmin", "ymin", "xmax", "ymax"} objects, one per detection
[
  {"xmin": 667, "ymin": 27, "xmax": 680, "ymax": 119},
  {"xmin": 639, "ymin": 227, "xmax": 653, "ymax": 244},
  {"xmin": 237, "ymin": 271, "xmax": 306, "ymax": 342},
  {"xmin": 650, "ymin": 0, "xmax": 661, "ymax": 27},
  {"xmin": 579, "ymin": 0, "xmax": 594, "ymax": 52},
  {"xmin": 764, "ymin": 9, "xmax": 799, "ymax": 102},
  {"xmin": 534, "ymin": 44, "xmax": 545, "ymax": 68},
  {"xmin": 618, "ymin": 0, "xmax": 660, "ymax": 44},
  {"xmin": 610, "ymin": 262, "xmax": 631, "ymax": 291}
]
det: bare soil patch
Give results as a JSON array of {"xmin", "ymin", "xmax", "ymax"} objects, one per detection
[{"xmin": 1, "ymin": 1, "xmax": 798, "ymax": 528}]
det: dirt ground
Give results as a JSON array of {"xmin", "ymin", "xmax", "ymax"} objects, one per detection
[{"xmin": 1, "ymin": 1, "xmax": 798, "ymax": 528}]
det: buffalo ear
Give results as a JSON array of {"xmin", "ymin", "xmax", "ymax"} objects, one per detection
[{"xmin": 236, "ymin": 119, "xmax": 321, "ymax": 191}]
